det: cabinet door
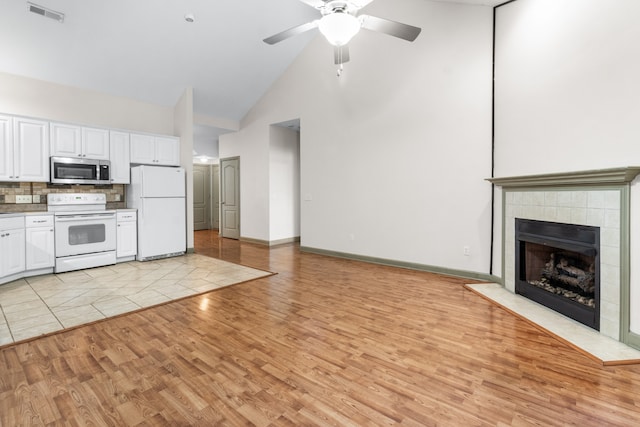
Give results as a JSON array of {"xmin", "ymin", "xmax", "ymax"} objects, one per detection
[
  {"xmin": 26, "ymin": 226, "xmax": 55, "ymax": 270},
  {"xmin": 117, "ymin": 220, "xmax": 137, "ymax": 257},
  {"xmin": 109, "ymin": 131, "xmax": 130, "ymax": 184},
  {"xmin": 155, "ymin": 136, "xmax": 180, "ymax": 166},
  {"xmin": 82, "ymin": 127, "xmax": 110, "ymax": 159},
  {"xmin": 14, "ymin": 118, "xmax": 49, "ymax": 182},
  {"xmin": 0, "ymin": 115, "xmax": 14, "ymax": 180},
  {"xmin": 51, "ymin": 122, "xmax": 82, "ymax": 158},
  {"xmin": 130, "ymin": 133, "xmax": 156, "ymax": 164},
  {"xmin": 1, "ymin": 228, "xmax": 26, "ymax": 277}
]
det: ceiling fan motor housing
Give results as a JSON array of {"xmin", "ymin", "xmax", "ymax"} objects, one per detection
[{"xmin": 321, "ymin": 1, "xmax": 359, "ymax": 16}]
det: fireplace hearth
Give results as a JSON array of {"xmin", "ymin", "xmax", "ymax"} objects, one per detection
[{"xmin": 515, "ymin": 219, "xmax": 600, "ymax": 330}]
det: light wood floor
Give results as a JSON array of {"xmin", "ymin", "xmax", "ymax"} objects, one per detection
[{"xmin": 1, "ymin": 230, "xmax": 640, "ymax": 425}]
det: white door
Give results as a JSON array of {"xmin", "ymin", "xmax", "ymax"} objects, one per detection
[
  {"xmin": 193, "ymin": 164, "xmax": 210, "ymax": 231},
  {"xmin": 82, "ymin": 127, "xmax": 110, "ymax": 159},
  {"xmin": 26, "ymin": 226, "xmax": 55, "ymax": 270},
  {"xmin": 130, "ymin": 133, "xmax": 156, "ymax": 164},
  {"xmin": 154, "ymin": 136, "xmax": 180, "ymax": 166},
  {"xmin": 109, "ymin": 131, "xmax": 131, "ymax": 184},
  {"xmin": 1, "ymin": 228, "xmax": 25, "ymax": 277},
  {"xmin": 0, "ymin": 115, "xmax": 14, "ymax": 180},
  {"xmin": 117, "ymin": 220, "xmax": 137, "ymax": 257},
  {"xmin": 220, "ymin": 157, "xmax": 240, "ymax": 239},
  {"xmin": 50, "ymin": 123, "xmax": 82, "ymax": 158},
  {"xmin": 14, "ymin": 118, "xmax": 49, "ymax": 182}
]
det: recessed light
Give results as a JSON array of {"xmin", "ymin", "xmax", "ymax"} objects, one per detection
[{"xmin": 185, "ymin": 13, "xmax": 195, "ymax": 23}]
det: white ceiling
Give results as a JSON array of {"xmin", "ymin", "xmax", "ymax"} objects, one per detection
[{"xmin": 0, "ymin": 0, "xmax": 505, "ymax": 123}]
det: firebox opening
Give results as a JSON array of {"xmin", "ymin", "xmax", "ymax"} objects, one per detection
[{"xmin": 515, "ymin": 219, "xmax": 600, "ymax": 330}]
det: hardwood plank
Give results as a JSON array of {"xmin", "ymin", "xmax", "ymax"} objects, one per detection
[{"xmin": 1, "ymin": 230, "xmax": 640, "ymax": 425}]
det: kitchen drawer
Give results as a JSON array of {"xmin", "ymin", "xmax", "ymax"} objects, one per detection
[
  {"xmin": 117, "ymin": 211, "xmax": 137, "ymax": 222},
  {"xmin": 25, "ymin": 215, "xmax": 54, "ymax": 228},
  {"xmin": 0, "ymin": 216, "xmax": 25, "ymax": 230}
]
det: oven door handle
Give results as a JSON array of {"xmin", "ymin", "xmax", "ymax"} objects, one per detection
[{"xmin": 55, "ymin": 213, "xmax": 116, "ymax": 222}]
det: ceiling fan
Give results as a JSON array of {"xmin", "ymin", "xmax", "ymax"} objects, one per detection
[{"xmin": 263, "ymin": 0, "xmax": 421, "ymax": 65}]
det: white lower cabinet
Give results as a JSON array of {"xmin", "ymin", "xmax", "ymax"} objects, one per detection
[
  {"xmin": 25, "ymin": 215, "xmax": 55, "ymax": 272},
  {"xmin": 0, "ymin": 216, "xmax": 26, "ymax": 284},
  {"xmin": 117, "ymin": 210, "xmax": 137, "ymax": 262}
]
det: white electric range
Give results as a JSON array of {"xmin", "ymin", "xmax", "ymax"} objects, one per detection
[{"xmin": 47, "ymin": 193, "xmax": 117, "ymax": 273}]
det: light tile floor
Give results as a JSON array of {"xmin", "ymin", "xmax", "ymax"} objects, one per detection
[
  {"xmin": 466, "ymin": 283, "xmax": 640, "ymax": 364},
  {"xmin": 0, "ymin": 254, "xmax": 272, "ymax": 346}
]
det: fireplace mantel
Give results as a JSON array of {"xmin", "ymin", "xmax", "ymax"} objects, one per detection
[
  {"xmin": 491, "ymin": 168, "xmax": 640, "ymax": 348},
  {"xmin": 487, "ymin": 167, "xmax": 640, "ymax": 188}
]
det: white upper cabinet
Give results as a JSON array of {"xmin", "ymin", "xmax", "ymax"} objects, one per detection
[
  {"xmin": 0, "ymin": 115, "xmax": 13, "ymax": 180},
  {"xmin": 154, "ymin": 136, "xmax": 180, "ymax": 166},
  {"xmin": 0, "ymin": 116, "xmax": 49, "ymax": 182},
  {"xmin": 109, "ymin": 130, "xmax": 131, "ymax": 184},
  {"xmin": 82, "ymin": 127, "xmax": 110, "ymax": 159},
  {"xmin": 130, "ymin": 133, "xmax": 180, "ymax": 166},
  {"xmin": 50, "ymin": 122, "xmax": 109, "ymax": 160}
]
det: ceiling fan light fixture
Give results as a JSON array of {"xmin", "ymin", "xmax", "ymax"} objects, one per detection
[{"xmin": 319, "ymin": 12, "xmax": 361, "ymax": 46}]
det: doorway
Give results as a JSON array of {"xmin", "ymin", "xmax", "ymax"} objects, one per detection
[
  {"xmin": 193, "ymin": 164, "xmax": 220, "ymax": 231},
  {"xmin": 220, "ymin": 157, "xmax": 240, "ymax": 239}
]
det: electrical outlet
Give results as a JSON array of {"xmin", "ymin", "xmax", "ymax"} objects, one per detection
[
  {"xmin": 463, "ymin": 246, "xmax": 471, "ymax": 256},
  {"xmin": 16, "ymin": 195, "xmax": 33, "ymax": 204},
  {"xmin": 32, "ymin": 195, "xmax": 41, "ymax": 204}
]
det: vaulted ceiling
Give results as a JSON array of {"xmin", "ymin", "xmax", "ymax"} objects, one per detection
[{"xmin": 0, "ymin": 0, "xmax": 505, "ymax": 123}]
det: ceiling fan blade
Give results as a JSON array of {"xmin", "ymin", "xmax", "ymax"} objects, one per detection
[
  {"xmin": 263, "ymin": 20, "xmax": 319, "ymax": 45},
  {"xmin": 350, "ymin": 0, "xmax": 375, "ymax": 9},
  {"xmin": 298, "ymin": 0, "xmax": 329, "ymax": 9},
  {"xmin": 359, "ymin": 15, "xmax": 421, "ymax": 42},
  {"xmin": 334, "ymin": 45, "xmax": 350, "ymax": 65}
]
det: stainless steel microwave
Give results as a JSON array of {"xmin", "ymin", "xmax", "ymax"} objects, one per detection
[{"xmin": 50, "ymin": 157, "xmax": 111, "ymax": 185}]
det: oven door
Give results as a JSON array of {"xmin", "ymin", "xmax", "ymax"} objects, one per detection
[{"xmin": 54, "ymin": 212, "xmax": 116, "ymax": 257}]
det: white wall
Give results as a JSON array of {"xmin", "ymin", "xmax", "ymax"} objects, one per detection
[
  {"xmin": 269, "ymin": 125, "xmax": 300, "ymax": 242},
  {"xmin": 220, "ymin": 0, "xmax": 494, "ymax": 273},
  {"xmin": 494, "ymin": 0, "xmax": 640, "ymax": 332},
  {"xmin": 0, "ymin": 72, "xmax": 174, "ymax": 134},
  {"xmin": 494, "ymin": 0, "xmax": 640, "ymax": 176},
  {"xmin": 174, "ymin": 88, "xmax": 195, "ymax": 250},
  {"xmin": 220, "ymin": 126, "xmax": 271, "ymax": 241}
]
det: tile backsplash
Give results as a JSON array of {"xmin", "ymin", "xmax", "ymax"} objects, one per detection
[{"xmin": 0, "ymin": 182, "xmax": 126, "ymax": 212}]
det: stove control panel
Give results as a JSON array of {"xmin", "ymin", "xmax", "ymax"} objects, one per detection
[{"xmin": 47, "ymin": 193, "xmax": 107, "ymax": 206}]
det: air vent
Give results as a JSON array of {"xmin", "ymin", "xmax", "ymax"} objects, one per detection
[{"xmin": 27, "ymin": 2, "xmax": 64, "ymax": 23}]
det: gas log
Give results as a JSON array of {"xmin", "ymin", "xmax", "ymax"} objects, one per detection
[{"xmin": 541, "ymin": 253, "xmax": 595, "ymax": 294}]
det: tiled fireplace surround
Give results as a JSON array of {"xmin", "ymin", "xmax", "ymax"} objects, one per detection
[{"xmin": 491, "ymin": 168, "xmax": 640, "ymax": 345}]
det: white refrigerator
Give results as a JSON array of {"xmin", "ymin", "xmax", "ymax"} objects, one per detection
[{"xmin": 127, "ymin": 165, "xmax": 186, "ymax": 261}]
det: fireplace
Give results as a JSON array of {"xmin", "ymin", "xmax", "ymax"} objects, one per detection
[{"xmin": 515, "ymin": 219, "xmax": 600, "ymax": 330}]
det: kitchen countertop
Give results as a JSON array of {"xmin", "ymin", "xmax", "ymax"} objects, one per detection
[{"xmin": 0, "ymin": 212, "xmax": 26, "ymax": 218}]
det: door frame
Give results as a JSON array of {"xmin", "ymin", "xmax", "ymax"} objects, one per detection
[{"xmin": 220, "ymin": 156, "xmax": 240, "ymax": 239}]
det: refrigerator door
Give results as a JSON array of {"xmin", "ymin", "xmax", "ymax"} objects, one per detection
[
  {"xmin": 138, "ymin": 197, "xmax": 186, "ymax": 260},
  {"xmin": 141, "ymin": 166, "xmax": 186, "ymax": 198}
]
